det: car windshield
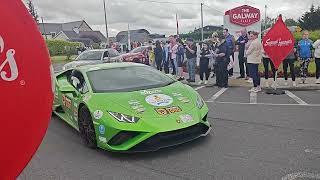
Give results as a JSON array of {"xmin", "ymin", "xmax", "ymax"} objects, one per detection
[
  {"xmin": 76, "ymin": 51, "xmax": 103, "ymax": 61},
  {"xmin": 130, "ymin": 47, "xmax": 147, "ymax": 53},
  {"xmin": 87, "ymin": 66, "xmax": 176, "ymax": 93}
]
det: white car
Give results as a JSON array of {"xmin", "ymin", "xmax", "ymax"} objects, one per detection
[{"xmin": 62, "ymin": 49, "xmax": 122, "ymax": 70}]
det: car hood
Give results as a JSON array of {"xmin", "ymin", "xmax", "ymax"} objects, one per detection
[
  {"xmin": 63, "ymin": 60, "xmax": 101, "ymax": 69},
  {"xmin": 87, "ymin": 82, "xmax": 198, "ymax": 118}
]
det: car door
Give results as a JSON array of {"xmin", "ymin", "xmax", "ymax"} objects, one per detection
[{"xmin": 63, "ymin": 70, "xmax": 88, "ymax": 126}]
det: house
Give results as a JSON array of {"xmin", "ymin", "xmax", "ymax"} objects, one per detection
[
  {"xmin": 116, "ymin": 29, "xmax": 150, "ymax": 44},
  {"xmin": 38, "ymin": 20, "xmax": 92, "ymax": 39},
  {"xmin": 38, "ymin": 20, "xmax": 107, "ymax": 47},
  {"xmin": 54, "ymin": 30, "xmax": 107, "ymax": 47}
]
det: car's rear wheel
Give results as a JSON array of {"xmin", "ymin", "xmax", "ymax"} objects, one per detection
[{"xmin": 78, "ymin": 106, "xmax": 97, "ymax": 148}]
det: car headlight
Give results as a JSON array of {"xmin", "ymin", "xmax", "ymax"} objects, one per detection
[
  {"xmin": 108, "ymin": 112, "xmax": 140, "ymax": 123},
  {"xmin": 196, "ymin": 95, "xmax": 204, "ymax": 109}
]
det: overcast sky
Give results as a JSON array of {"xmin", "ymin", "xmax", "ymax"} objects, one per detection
[{"xmin": 26, "ymin": 0, "xmax": 319, "ymax": 37}]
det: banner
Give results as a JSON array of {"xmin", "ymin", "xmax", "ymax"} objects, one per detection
[
  {"xmin": 0, "ymin": 0, "xmax": 53, "ymax": 179},
  {"xmin": 262, "ymin": 15, "xmax": 295, "ymax": 69}
]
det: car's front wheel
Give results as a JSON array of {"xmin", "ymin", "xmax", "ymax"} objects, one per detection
[{"xmin": 78, "ymin": 106, "xmax": 97, "ymax": 148}]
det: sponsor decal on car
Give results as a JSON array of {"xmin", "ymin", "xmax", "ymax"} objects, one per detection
[
  {"xmin": 93, "ymin": 110, "xmax": 103, "ymax": 120},
  {"xmin": 128, "ymin": 100, "xmax": 140, "ymax": 106},
  {"xmin": 98, "ymin": 125, "xmax": 105, "ymax": 135},
  {"xmin": 62, "ymin": 95, "xmax": 72, "ymax": 109},
  {"xmin": 145, "ymin": 94, "xmax": 173, "ymax": 107},
  {"xmin": 176, "ymin": 114, "xmax": 193, "ymax": 124},
  {"xmin": 155, "ymin": 106, "xmax": 182, "ymax": 115},
  {"xmin": 98, "ymin": 136, "xmax": 107, "ymax": 143},
  {"xmin": 83, "ymin": 94, "xmax": 91, "ymax": 102},
  {"xmin": 140, "ymin": 89, "xmax": 162, "ymax": 95},
  {"xmin": 172, "ymin": 92, "xmax": 182, "ymax": 97}
]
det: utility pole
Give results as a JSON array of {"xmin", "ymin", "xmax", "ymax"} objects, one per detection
[
  {"xmin": 41, "ymin": 17, "xmax": 47, "ymax": 40},
  {"xmin": 103, "ymin": 0, "xmax": 109, "ymax": 46},
  {"xmin": 176, "ymin": 13, "xmax": 179, "ymax": 36},
  {"xmin": 201, "ymin": 3, "xmax": 204, "ymax": 41},
  {"xmin": 264, "ymin": 5, "xmax": 267, "ymax": 30},
  {"xmin": 128, "ymin": 24, "xmax": 131, "ymax": 51}
]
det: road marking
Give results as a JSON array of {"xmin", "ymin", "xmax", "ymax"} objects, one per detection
[
  {"xmin": 249, "ymin": 92, "xmax": 257, "ymax": 104},
  {"xmin": 205, "ymin": 101, "xmax": 320, "ymax": 107},
  {"xmin": 194, "ymin": 86, "xmax": 205, "ymax": 91},
  {"xmin": 282, "ymin": 172, "xmax": 320, "ymax": 180},
  {"xmin": 208, "ymin": 88, "xmax": 228, "ymax": 101},
  {"xmin": 285, "ymin": 90, "xmax": 308, "ymax": 105}
]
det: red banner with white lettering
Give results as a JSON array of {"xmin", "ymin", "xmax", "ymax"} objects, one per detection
[
  {"xmin": 0, "ymin": 0, "xmax": 53, "ymax": 179},
  {"xmin": 262, "ymin": 15, "xmax": 295, "ymax": 69}
]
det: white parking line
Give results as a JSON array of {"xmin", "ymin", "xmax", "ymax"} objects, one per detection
[
  {"xmin": 208, "ymin": 88, "xmax": 228, "ymax": 101},
  {"xmin": 285, "ymin": 90, "xmax": 308, "ymax": 105},
  {"xmin": 194, "ymin": 86, "xmax": 205, "ymax": 91},
  {"xmin": 282, "ymin": 172, "xmax": 320, "ymax": 180},
  {"xmin": 249, "ymin": 92, "xmax": 257, "ymax": 104},
  {"xmin": 205, "ymin": 101, "xmax": 320, "ymax": 107}
]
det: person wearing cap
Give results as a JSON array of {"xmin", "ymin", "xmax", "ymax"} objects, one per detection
[
  {"xmin": 246, "ymin": 31, "xmax": 262, "ymax": 93},
  {"xmin": 185, "ymin": 37, "xmax": 197, "ymax": 83}
]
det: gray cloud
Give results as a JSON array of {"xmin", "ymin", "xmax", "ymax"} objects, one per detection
[{"xmin": 27, "ymin": 0, "xmax": 319, "ymax": 36}]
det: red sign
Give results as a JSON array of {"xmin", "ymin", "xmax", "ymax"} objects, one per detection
[
  {"xmin": 228, "ymin": 5, "xmax": 260, "ymax": 26},
  {"xmin": 0, "ymin": 0, "xmax": 53, "ymax": 179},
  {"xmin": 262, "ymin": 15, "xmax": 295, "ymax": 69}
]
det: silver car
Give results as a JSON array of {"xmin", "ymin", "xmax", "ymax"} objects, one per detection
[{"xmin": 62, "ymin": 49, "xmax": 122, "ymax": 70}]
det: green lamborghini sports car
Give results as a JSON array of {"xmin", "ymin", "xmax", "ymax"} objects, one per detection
[{"xmin": 53, "ymin": 63, "xmax": 211, "ymax": 152}]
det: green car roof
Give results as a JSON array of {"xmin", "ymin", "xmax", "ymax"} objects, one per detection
[{"xmin": 77, "ymin": 62, "xmax": 146, "ymax": 73}]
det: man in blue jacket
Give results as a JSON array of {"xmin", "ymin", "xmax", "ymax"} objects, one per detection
[
  {"xmin": 236, "ymin": 29, "xmax": 249, "ymax": 79},
  {"xmin": 223, "ymin": 28, "xmax": 235, "ymax": 77},
  {"xmin": 298, "ymin": 30, "xmax": 313, "ymax": 84}
]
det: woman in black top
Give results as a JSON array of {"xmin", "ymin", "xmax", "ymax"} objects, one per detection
[
  {"xmin": 199, "ymin": 43, "xmax": 212, "ymax": 85},
  {"xmin": 214, "ymin": 36, "xmax": 229, "ymax": 88},
  {"xmin": 154, "ymin": 40, "xmax": 163, "ymax": 71}
]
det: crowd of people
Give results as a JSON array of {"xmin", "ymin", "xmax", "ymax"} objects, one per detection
[{"xmin": 139, "ymin": 29, "xmax": 320, "ymax": 92}]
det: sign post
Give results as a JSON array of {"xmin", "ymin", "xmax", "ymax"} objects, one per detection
[{"xmin": 262, "ymin": 15, "xmax": 295, "ymax": 95}]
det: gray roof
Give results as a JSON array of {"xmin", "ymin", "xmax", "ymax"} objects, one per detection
[
  {"xmin": 116, "ymin": 29, "xmax": 150, "ymax": 44},
  {"xmin": 38, "ymin": 20, "xmax": 92, "ymax": 34},
  {"xmin": 38, "ymin": 23, "xmax": 62, "ymax": 34}
]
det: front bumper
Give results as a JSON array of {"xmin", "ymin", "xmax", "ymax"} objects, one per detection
[{"xmin": 129, "ymin": 123, "xmax": 211, "ymax": 152}]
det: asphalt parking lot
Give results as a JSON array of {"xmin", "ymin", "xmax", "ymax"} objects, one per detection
[{"xmin": 19, "ymin": 84, "xmax": 320, "ymax": 180}]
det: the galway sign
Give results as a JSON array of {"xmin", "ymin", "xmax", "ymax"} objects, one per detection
[{"xmin": 228, "ymin": 5, "xmax": 260, "ymax": 26}]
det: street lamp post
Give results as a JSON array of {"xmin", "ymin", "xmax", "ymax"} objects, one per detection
[
  {"xmin": 201, "ymin": 3, "xmax": 204, "ymax": 41},
  {"xmin": 103, "ymin": 0, "xmax": 109, "ymax": 46}
]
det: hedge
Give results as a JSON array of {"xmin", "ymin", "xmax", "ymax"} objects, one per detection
[
  {"xmin": 46, "ymin": 40, "xmax": 82, "ymax": 56},
  {"xmin": 293, "ymin": 30, "xmax": 320, "ymax": 42}
]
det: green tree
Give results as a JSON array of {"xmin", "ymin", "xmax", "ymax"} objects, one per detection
[
  {"xmin": 298, "ymin": 4, "xmax": 320, "ymax": 30},
  {"xmin": 285, "ymin": 18, "xmax": 299, "ymax": 26},
  {"xmin": 27, "ymin": 0, "xmax": 39, "ymax": 24}
]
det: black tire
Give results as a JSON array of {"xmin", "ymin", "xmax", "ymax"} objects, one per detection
[{"xmin": 78, "ymin": 106, "xmax": 97, "ymax": 148}]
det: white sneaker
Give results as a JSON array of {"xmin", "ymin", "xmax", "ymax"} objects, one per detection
[
  {"xmin": 284, "ymin": 80, "xmax": 288, "ymax": 86},
  {"xmin": 292, "ymin": 81, "xmax": 297, "ymax": 87},
  {"xmin": 254, "ymin": 86, "xmax": 262, "ymax": 92},
  {"xmin": 198, "ymin": 80, "xmax": 203, "ymax": 85},
  {"xmin": 204, "ymin": 80, "xmax": 208, "ymax": 85},
  {"xmin": 248, "ymin": 87, "xmax": 256, "ymax": 92},
  {"xmin": 316, "ymin": 79, "xmax": 320, "ymax": 84},
  {"xmin": 246, "ymin": 78, "xmax": 253, "ymax": 83}
]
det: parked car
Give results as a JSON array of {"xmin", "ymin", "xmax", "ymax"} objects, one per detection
[
  {"xmin": 121, "ymin": 46, "xmax": 150, "ymax": 63},
  {"xmin": 53, "ymin": 63, "xmax": 211, "ymax": 152},
  {"xmin": 62, "ymin": 49, "xmax": 122, "ymax": 70}
]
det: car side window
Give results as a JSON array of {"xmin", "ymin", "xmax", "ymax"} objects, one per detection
[
  {"xmin": 69, "ymin": 70, "xmax": 88, "ymax": 94},
  {"xmin": 103, "ymin": 51, "xmax": 109, "ymax": 59}
]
